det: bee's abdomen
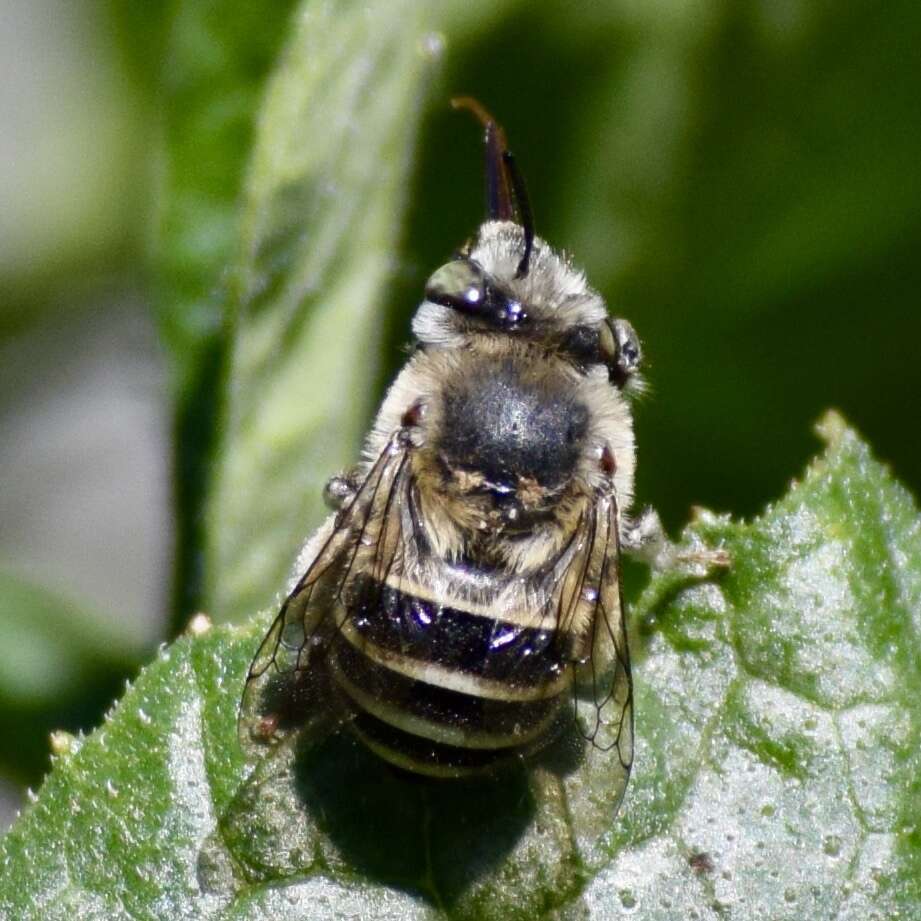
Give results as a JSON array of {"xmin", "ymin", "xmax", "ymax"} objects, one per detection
[{"xmin": 329, "ymin": 579, "xmax": 572, "ymax": 777}]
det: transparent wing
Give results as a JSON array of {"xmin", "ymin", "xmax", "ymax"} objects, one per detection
[
  {"xmin": 549, "ymin": 491, "xmax": 633, "ymax": 775},
  {"xmin": 238, "ymin": 431, "xmax": 414, "ymax": 756}
]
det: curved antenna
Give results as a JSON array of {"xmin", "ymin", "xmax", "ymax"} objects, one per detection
[{"xmin": 451, "ymin": 96, "xmax": 534, "ymax": 277}]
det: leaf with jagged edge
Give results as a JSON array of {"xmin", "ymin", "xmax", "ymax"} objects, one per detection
[{"xmin": 1, "ymin": 413, "xmax": 919, "ymax": 920}]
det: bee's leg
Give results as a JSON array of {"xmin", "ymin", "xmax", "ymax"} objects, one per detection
[
  {"xmin": 323, "ymin": 470, "xmax": 360, "ymax": 510},
  {"xmin": 621, "ymin": 507, "xmax": 730, "ymax": 574}
]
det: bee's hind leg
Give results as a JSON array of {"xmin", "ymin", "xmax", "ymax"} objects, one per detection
[{"xmin": 621, "ymin": 507, "xmax": 730, "ymax": 575}]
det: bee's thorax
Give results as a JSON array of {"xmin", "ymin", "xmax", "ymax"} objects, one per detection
[{"xmin": 437, "ymin": 360, "xmax": 588, "ymax": 494}]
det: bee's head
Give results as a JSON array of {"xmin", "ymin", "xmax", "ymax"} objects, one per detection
[
  {"xmin": 412, "ymin": 99, "xmax": 642, "ymax": 391},
  {"xmin": 414, "ymin": 222, "xmax": 642, "ymax": 390}
]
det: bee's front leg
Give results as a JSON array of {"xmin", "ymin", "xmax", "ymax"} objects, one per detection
[{"xmin": 621, "ymin": 507, "xmax": 730, "ymax": 574}]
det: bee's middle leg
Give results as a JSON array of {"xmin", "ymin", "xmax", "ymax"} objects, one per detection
[{"xmin": 323, "ymin": 470, "xmax": 361, "ymax": 510}]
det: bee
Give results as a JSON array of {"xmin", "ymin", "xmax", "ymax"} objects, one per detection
[{"xmin": 239, "ymin": 98, "xmax": 724, "ymax": 785}]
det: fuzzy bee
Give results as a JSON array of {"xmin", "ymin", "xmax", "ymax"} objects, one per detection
[{"xmin": 239, "ymin": 99, "xmax": 725, "ymax": 786}]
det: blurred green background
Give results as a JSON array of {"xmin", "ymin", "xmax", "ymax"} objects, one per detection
[{"xmin": 1, "ymin": 0, "xmax": 919, "ymax": 827}]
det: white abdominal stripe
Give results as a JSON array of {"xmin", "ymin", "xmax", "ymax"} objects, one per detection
[{"xmin": 330, "ymin": 576, "xmax": 574, "ymax": 775}]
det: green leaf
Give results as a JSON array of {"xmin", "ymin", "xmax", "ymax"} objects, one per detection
[
  {"xmin": 201, "ymin": 0, "xmax": 444, "ymax": 623},
  {"xmin": 155, "ymin": 0, "xmax": 299, "ymax": 381},
  {"xmin": 154, "ymin": 0, "xmax": 300, "ymax": 625},
  {"xmin": 0, "ymin": 572, "xmax": 140, "ymax": 708},
  {"xmin": 580, "ymin": 413, "xmax": 921, "ymax": 918},
  {"xmin": 1, "ymin": 414, "xmax": 919, "ymax": 918}
]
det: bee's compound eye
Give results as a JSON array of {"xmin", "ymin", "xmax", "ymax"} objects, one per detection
[
  {"xmin": 607, "ymin": 318, "xmax": 642, "ymax": 385},
  {"xmin": 424, "ymin": 260, "xmax": 486, "ymax": 312},
  {"xmin": 598, "ymin": 319, "xmax": 617, "ymax": 363}
]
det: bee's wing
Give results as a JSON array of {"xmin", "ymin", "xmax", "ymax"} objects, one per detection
[
  {"xmin": 551, "ymin": 491, "xmax": 633, "ymax": 775},
  {"xmin": 238, "ymin": 432, "xmax": 414, "ymax": 756}
]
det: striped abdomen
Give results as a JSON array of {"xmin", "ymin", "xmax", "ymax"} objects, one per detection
[{"xmin": 328, "ymin": 576, "xmax": 573, "ymax": 777}]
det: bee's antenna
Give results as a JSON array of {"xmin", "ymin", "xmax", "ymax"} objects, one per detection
[
  {"xmin": 451, "ymin": 96, "xmax": 534, "ymax": 277},
  {"xmin": 502, "ymin": 149, "xmax": 534, "ymax": 278},
  {"xmin": 451, "ymin": 96, "xmax": 513, "ymax": 222}
]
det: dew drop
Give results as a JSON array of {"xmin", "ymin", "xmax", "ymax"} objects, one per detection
[{"xmin": 619, "ymin": 889, "xmax": 637, "ymax": 910}]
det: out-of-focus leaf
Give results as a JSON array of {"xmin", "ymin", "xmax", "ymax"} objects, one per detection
[
  {"xmin": 0, "ymin": 573, "xmax": 139, "ymax": 706},
  {"xmin": 202, "ymin": 0, "xmax": 444, "ymax": 622},
  {"xmin": 374, "ymin": 0, "xmax": 921, "ymax": 538},
  {"xmin": 155, "ymin": 0, "xmax": 298, "ymax": 380},
  {"xmin": 0, "ymin": 1, "xmax": 146, "ymax": 335},
  {"xmin": 0, "ymin": 572, "xmax": 142, "ymax": 782},
  {"xmin": 154, "ymin": 0, "xmax": 299, "ymax": 625},
  {"xmin": 1, "ymin": 414, "xmax": 918, "ymax": 919}
]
